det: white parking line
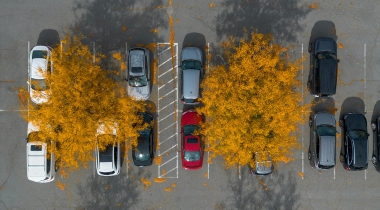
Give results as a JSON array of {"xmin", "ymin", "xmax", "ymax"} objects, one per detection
[
  {"xmin": 160, "ymin": 144, "xmax": 177, "ymax": 155},
  {"xmin": 159, "ymin": 156, "xmax": 177, "ymax": 167},
  {"xmin": 301, "ymin": 43, "xmax": 304, "ymax": 180},
  {"xmin": 158, "ymin": 133, "xmax": 176, "ymax": 145},
  {"xmin": 158, "ymin": 66, "xmax": 178, "ymax": 78},
  {"xmin": 157, "ymin": 46, "xmax": 172, "ymax": 55},
  {"xmin": 158, "ymin": 77, "xmax": 177, "ymax": 90},
  {"xmin": 158, "ymin": 112, "xmax": 175, "ymax": 122},
  {"xmin": 158, "ymin": 122, "xmax": 176, "ymax": 134},
  {"xmin": 159, "ymin": 167, "xmax": 177, "ymax": 178},
  {"xmin": 158, "ymin": 56, "xmax": 177, "ymax": 68},
  {"xmin": 158, "ymin": 101, "xmax": 175, "ymax": 112},
  {"xmin": 238, "ymin": 165, "xmax": 241, "ymax": 179},
  {"xmin": 159, "ymin": 89, "xmax": 176, "ymax": 100}
]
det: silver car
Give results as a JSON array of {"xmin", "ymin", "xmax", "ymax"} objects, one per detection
[
  {"xmin": 126, "ymin": 48, "xmax": 151, "ymax": 100},
  {"xmin": 180, "ymin": 47, "xmax": 202, "ymax": 104},
  {"xmin": 308, "ymin": 112, "xmax": 336, "ymax": 170}
]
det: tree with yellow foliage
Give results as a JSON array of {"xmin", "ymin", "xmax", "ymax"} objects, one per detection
[
  {"xmin": 20, "ymin": 35, "xmax": 147, "ymax": 175},
  {"xmin": 197, "ymin": 32, "xmax": 306, "ymax": 169}
]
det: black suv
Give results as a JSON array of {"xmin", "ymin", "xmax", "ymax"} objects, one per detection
[
  {"xmin": 371, "ymin": 116, "xmax": 380, "ymax": 172},
  {"xmin": 339, "ymin": 113, "xmax": 369, "ymax": 171},
  {"xmin": 132, "ymin": 112, "xmax": 155, "ymax": 167},
  {"xmin": 308, "ymin": 38, "xmax": 339, "ymax": 97}
]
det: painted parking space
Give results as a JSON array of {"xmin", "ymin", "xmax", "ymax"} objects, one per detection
[{"xmin": 156, "ymin": 43, "xmax": 179, "ymax": 178}]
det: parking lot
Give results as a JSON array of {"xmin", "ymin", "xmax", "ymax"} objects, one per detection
[{"xmin": 2, "ymin": 0, "xmax": 380, "ymax": 209}]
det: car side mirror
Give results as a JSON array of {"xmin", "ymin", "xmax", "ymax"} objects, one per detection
[
  {"xmin": 125, "ymin": 78, "xmax": 128, "ymax": 81},
  {"xmin": 24, "ymin": 138, "xmax": 28, "ymax": 141}
]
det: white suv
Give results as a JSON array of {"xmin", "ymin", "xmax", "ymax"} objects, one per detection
[{"xmin": 26, "ymin": 122, "xmax": 56, "ymax": 183}]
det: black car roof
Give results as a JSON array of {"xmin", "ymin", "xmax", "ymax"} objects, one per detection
[
  {"xmin": 319, "ymin": 59, "xmax": 337, "ymax": 95},
  {"xmin": 352, "ymin": 138, "xmax": 368, "ymax": 168}
]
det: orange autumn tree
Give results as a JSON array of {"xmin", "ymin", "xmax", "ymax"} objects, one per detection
[
  {"xmin": 197, "ymin": 31, "xmax": 306, "ymax": 168},
  {"xmin": 20, "ymin": 35, "xmax": 146, "ymax": 175}
]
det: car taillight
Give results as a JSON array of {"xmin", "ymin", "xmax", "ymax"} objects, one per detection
[{"xmin": 345, "ymin": 166, "xmax": 350, "ymax": 170}]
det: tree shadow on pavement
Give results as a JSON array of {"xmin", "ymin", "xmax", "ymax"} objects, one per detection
[
  {"xmin": 215, "ymin": 0, "xmax": 311, "ymax": 44},
  {"xmin": 225, "ymin": 166, "xmax": 300, "ymax": 210},
  {"xmin": 76, "ymin": 167, "xmax": 151, "ymax": 210},
  {"xmin": 70, "ymin": 0, "xmax": 168, "ymax": 70}
]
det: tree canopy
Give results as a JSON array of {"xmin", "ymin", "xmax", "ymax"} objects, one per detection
[
  {"xmin": 197, "ymin": 32, "xmax": 306, "ymax": 168},
  {"xmin": 20, "ymin": 35, "xmax": 147, "ymax": 175}
]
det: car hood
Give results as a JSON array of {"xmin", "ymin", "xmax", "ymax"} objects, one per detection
[
  {"xmin": 315, "ymin": 38, "xmax": 337, "ymax": 54},
  {"xmin": 344, "ymin": 114, "xmax": 367, "ymax": 131},
  {"xmin": 30, "ymin": 89, "xmax": 49, "ymax": 104},
  {"xmin": 128, "ymin": 84, "xmax": 150, "ymax": 100},
  {"xmin": 315, "ymin": 112, "xmax": 335, "ymax": 126},
  {"xmin": 181, "ymin": 47, "xmax": 202, "ymax": 62}
]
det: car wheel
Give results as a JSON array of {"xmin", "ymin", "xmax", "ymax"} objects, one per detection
[
  {"xmin": 308, "ymin": 151, "xmax": 311, "ymax": 160},
  {"xmin": 339, "ymin": 120, "xmax": 343, "ymax": 128},
  {"xmin": 308, "ymin": 43, "xmax": 312, "ymax": 53},
  {"xmin": 308, "ymin": 117, "xmax": 312, "ymax": 127},
  {"xmin": 372, "ymin": 155, "xmax": 377, "ymax": 165},
  {"xmin": 339, "ymin": 154, "xmax": 344, "ymax": 163},
  {"xmin": 372, "ymin": 123, "xmax": 376, "ymax": 131},
  {"xmin": 307, "ymin": 81, "xmax": 311, "ymax": 91}
]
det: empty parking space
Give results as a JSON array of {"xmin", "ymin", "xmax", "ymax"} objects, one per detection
[{"xmin": 156, "ymin": 43, "xmax": 179, "ymax": 178}]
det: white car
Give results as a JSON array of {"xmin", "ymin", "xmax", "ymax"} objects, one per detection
[
  {"xmin": 126, "ymin": 48, "xmax": 151, "ymax": 100},
  {"xmin": 29, "ymin": 46, "xmax": 53, "ymax": 104},
  {"xmin": 26, "ymin": 122, "xmax": 56, "ymax": 183},
  {"xmin": 95, "ymin": 121, "xmax": 121, "ymax": 176}
]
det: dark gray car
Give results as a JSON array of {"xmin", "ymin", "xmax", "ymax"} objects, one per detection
[
  {"xmin": 371, "ymin": 116, "xmax": 380, "ymax": 172},
  {"xmin": 339, "ymin": 113, "xmax": 369, "ymax": 171},
  {"xmin": 308, "ymin": 112, "xmax": 336, "ymax": 169},
  {"xmin": 308, "ymin": 38, "xmax": 339, "ymax": 97}
]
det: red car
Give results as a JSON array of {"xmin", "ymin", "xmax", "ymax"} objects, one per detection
[{"xmin": 181, "ymin": 109, "xmax": 203, "ymax": 170}]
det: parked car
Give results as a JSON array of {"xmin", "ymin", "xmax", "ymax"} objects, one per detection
[
  {"xmin": 371, "ymin": 116, "xmax": 380, "ymax": 171},
  {"xmin": 308, "ymin": 38, "xmax": 339, "ymax": 97},
  {"xmin": 339, "ymin": 113, "xmax": 369, "ymax": 171},
  {"xmin": 95, "ymin": 121, "xmax": 121, "ymax": 176},
  {"xmin": 180, "ymin": 47, "xmax": 202, "ymax": 104},
  {"xmin": 26, "ymin": 122, "xmax": 57, "ymax": 183},
  {"xmin": 248, "ymin": 152, "xmax": 274, "ymax": 176},
  {"xmin": 29, "ymin": 46, "xmax": 53, "ymax": 104},
  {"xmin": 126, "ymin": 48, "xmax": 151, "ymax": 100},
  {"xmin": 308, "ymin": 112, "xmax": 336, "ymax": 169},
  {"xmin": 181, "ymin": 109, "xmax": 203, "ymax": 170},
  {"xmin": 132, "ymin": 112, "xmax": 154, "ymax": 167}
]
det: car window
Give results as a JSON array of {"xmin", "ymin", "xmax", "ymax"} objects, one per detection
[
  {"xmin": 182, "ymin": 60, "xmax": 201, "ymax": 70},
  {"xmin": 316, "ymin": 132, "xmax": 320, "ymax": 159},
  {"xmin": 348, "ymin": 130, "xmax": 368, "ymax": 139},
  {"xmin": 184, "ymin": 151, "xmax": 201, "ymax": 161},
  {"xmin": 317, "ymin": 125, "xmax": 336, "ymax": 136},
  {"xmin": 129, "ymin": 75, "xmax": 147, "ymax": 87},
  {"xmin": 187, "ymin": 138, "xmax": 198, "ymax": 144},
  {"xmin": 32, "ymin": 50, "xmax": 48, "ymax": 59},
  {"xmin": 183, "ymin": 125, "xmax": 199, "ymax": 136},
  {"xmin": 347, "ymin": 137, "xmax": 353, "ymax": 164}
]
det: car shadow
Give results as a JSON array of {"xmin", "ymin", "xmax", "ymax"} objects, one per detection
[
  {"xmin": 339, "ymin": 97, "xmax": 366, "ymax": 118},
  {"xmin": 311, "ymin": 97, "xmax": 336, "ymax": 115},
  {"xmin": 224, "ymin": 167, "xmax": 300, "ymax": 210},
  {"xmin": 76, "ymin": 166, "xmax": 150, "ymax": 209},
  {"xmin": 70, "ymin": 0, "xmax": 168, "ymax": 71},
  {"xmin": 214, "ymin": 0, "xmax": 311, "ymax": 44},
  {"xmin": 37, "ymin": 29, "xmax": 60, "ymax": 48},
  {"xmin": 370, "ymin": 100, "xmax": 380, "ymax": 123}
]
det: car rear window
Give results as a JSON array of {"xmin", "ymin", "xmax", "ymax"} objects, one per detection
[
  {"xmin": 32, "ymin": 50, "xmax": 47, "ymax": 59},
  {"xmin": 132, "ymin": 67, "xmax": 143, "ymax": 73},
  {"xmin": 187, "ymin": 138, "xmax": 198, "ymax": 144},
  {"xmin": 31, "ymin": 145, "xmax": 42, "ymax": 151}
]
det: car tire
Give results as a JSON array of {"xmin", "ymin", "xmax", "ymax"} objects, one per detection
[
  {"xmin": 308, "ymin": 117, "xmax": 312, "ymax": 127},
  {"xmin": 307, "ymin": 81, "xmax": 311, "ymax": 91},
  {"xmin": 372, "ymin": 123, "xmax": 376, "ymax": 131},
  {"xmin": 339, "ymin": 154, "xmax": 344, "ymax": 163},
  {"xmin": 308, "ymin": 43, "xmax": 312, "ymax": 53},
  {"xmin": 372, "ymin": 155, "xmax": 377, "ymax": 165},
  {"xmin": 308, "ymin": 151, "xmax": 311, "ymax": 160},
  {"xmin": 339, "ymin": 120, "xmax": 343, "ymax": 128}
]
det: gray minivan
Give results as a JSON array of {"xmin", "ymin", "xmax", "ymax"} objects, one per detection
[
  {"xmin": 308, "ymin": 112, "xmax": 336, "ymax": 169},
  {"xmin": 180, "ymin": 47, "xmax": 202, "ymax": 104}
]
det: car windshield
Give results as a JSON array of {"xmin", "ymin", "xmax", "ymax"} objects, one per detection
[
  {"xmin": 182, "ymin": 60, "xmax": 201, "ymax": 70},
  {"xmin": 183, "ymin": 125, "xmax": 199, "ymax": 136},
  {"xmin": 184, "ymin": 151, "xmax": 201, "ymax": 161},
  {"xmin": 129, "ymin": 75, "xmax": 147, "ymax": 87},
  {"xmin": 316, "ymin": 52, "xmax": 338, "ymax": 61},
  {"xmin": 317, "ymin": 125, "xmax": 336, "ymax": 136},
  {"xmin": 135, "ymin": 152, "xmax": 150, "ymax": 161},
  {"xmin": 32, "ymin": 50, "xmax": 48, "ymax": 59},
  {"xmin": 31, "ymin": 78, "xmax": 49, "ymax": 91},
  {"xmin": 348, "ymin": 130, "xmax": 368, "ymax": 139}
]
